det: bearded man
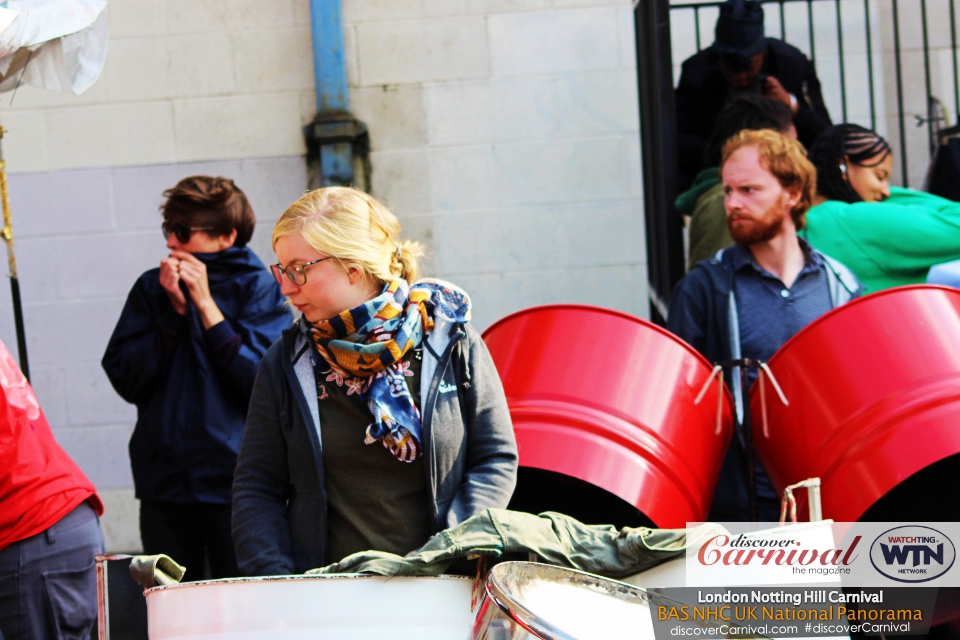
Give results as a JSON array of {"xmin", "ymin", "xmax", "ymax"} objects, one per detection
[{"xmin": 667, "ymin": 129, "xmax": 864, "ymax": 522}]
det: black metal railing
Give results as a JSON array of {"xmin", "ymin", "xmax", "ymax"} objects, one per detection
[
  {"xmin": 636, "ymin": 0, "xmax": 685, "ymax": 324},
  {"xmin": 635, "ymin": 0, "xmax": 960, "ymax": 322},
  {"xmin": 670, "ymin": 0, "xmax": 959, "ymax": 184}
]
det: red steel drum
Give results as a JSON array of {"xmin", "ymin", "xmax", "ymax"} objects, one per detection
[
  {"xmin": 482, "ymin": 305, "xmax": 735, "ymax": 527},
  {"xmin": 750, "ymin": 285, "xmax": 960, "ymax": 522}
]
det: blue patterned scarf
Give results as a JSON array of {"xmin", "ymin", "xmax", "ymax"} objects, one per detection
[{"xmin": 311, "ymin": 278, "xmax": 471, "ymax": 462}]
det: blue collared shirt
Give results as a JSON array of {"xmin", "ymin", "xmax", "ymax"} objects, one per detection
[
  {"xmin": 730, "ymin": 238, "xmax": 835, "ymax": 513},
  {"xmin": 731, "ymin": 239, "xmax": 834, "ymax": 369}
]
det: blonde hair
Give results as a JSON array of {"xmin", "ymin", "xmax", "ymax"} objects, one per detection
[
  {"xmin": 272, "ymin": 187, "xmax": 424, "ymax": 283},
  {"xmin": 721, "ymin": 129, "xmax": 817, "ymax": 230}
]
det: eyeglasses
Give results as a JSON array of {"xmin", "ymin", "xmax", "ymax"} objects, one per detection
[
  {"xmin": 162, "ymin": 222, "xmax": 215, "ymax": 244},
  {"xmin": 270, "ymin": 256, "xmax": 334, "ymax": 286}
]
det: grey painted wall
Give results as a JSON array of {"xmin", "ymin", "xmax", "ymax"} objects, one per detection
[{"xmin": 0, "ymin": 156, "xmax": 307, "ymax": 493}]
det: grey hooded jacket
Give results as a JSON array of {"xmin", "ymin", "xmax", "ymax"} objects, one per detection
[{"xmin": 232, "ymin": 316, "xmax": 518, "ymax": 576}]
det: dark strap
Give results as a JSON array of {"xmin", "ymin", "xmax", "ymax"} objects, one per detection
[{"xmin": 451, "ymin": 332, "xmax": 470, "ymax": 430}]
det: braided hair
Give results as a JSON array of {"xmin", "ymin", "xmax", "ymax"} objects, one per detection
[{"xmin": 808, "ymin": 124, "xmax": 891, "ymax": 202}]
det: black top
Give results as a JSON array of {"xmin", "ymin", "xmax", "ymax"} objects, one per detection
[
  {"xmin": 314, "ymin": 350, "xmax": 433, "ymax": 563},
  {"xmin": 675, "ymin": 38, "xmax": 832, "ymax": 190}
]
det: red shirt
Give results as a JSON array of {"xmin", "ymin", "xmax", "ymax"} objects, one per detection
[{"xmin": 0, "ymin": 339, "xmax": 102, "ymax": 551}]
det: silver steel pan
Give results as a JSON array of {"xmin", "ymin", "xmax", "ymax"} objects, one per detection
[{"xmin": 472, "ymin": 562, "xmax": 656, "ymax": 640}]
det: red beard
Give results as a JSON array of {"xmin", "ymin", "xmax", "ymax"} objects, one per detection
[{"xmin": 727, "ymin": 198, "xmax": 788, "ymax": 246}]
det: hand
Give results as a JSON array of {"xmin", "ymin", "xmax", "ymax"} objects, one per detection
[
  {"xmin": 169, "ymin": 250, "xmax": 225, "ymax": 329},
  {"xmin": 159, "ymin": 257, "xmax": 187, "ymax": 315},
  {"xmin": 762, "ymin": 76, "xmax": 798, "ymax": 115}
]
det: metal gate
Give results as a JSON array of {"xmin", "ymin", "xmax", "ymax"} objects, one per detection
[{"xmin": 635, "ymin": 0, "xmax": 960, "ymax": 322}]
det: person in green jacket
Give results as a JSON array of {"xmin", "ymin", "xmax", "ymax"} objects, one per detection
[
  {"xmin": 803, "ymin": 124, "xmax": 960, "ymax": 292},
  {"xmin": 675, "ymin": 95, "xmax": 796, "ymax": 268}
]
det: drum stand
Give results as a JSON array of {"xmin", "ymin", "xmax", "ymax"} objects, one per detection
[{"xmin": 719, "ymin": 358, "xmax": 765, "ymax": 522}]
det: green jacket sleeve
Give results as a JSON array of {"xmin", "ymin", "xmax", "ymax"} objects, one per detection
[{"xmin": 803, "ymin": 188, "xmax": 960, "ymax": 291}]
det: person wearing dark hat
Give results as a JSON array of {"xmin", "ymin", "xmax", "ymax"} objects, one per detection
[{"xmin": 674, "ymin": 0, "xmax": 832, "ymax": 191}]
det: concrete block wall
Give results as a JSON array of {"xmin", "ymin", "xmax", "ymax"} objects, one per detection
[
  {"xmin": 3, "ymin": 0, "xmax": 316, "ymax": 172},
  {"xmin": 344, "ymin": 0, "xmax": 647, "ymax": 329},
  {"xmin": 0, "ymin": 0, "xmax": 318, "ymax": 552},
  {"xmin": 2, "ymin": 0, "xmax": 647, "ymax": 552},
  {"xmin": 876, "ymin": 0, "xmax": 959, "ymax": 187}
]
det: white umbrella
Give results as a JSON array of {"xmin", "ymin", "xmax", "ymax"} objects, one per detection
[{"xmin": 0, "ymin": 0, "xmax": 107, "ymax": 379}]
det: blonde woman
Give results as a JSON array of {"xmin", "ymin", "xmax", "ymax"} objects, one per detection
[{"xmin": 231, "ymin": 187, "xmax": 518, "ymax": 575}]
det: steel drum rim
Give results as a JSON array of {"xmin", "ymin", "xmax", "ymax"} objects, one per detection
[
  {"xmin": 486, "ymin": 590, "xmax": 579, "ymax": 640},
  {"xmin": 761, "ymin": 284, "xmax": 958, "ymax": 372},
  {"xmin": 483, "ymin": 303, "xmax": 737, "ymax": 432},
  {"xmin": 484, "ymin": 562, "xmax": 649, "ymax": 640},
  {"xmin": 484, "ymin": 303, "xmax": 737, "ymax": 526},
  {"xmin": 812, "ymin": 389, "xmax": 960, "ymax": 521},
  {"xmin": 145, "ymin": 573, "xmax": 471, "ymax": 593},
  {"xmin": 748, "ymin": 285, "xmax": 960, "ymax": 521},
  {"xmin": 484, "ymin": 303, "xmax": 729, "ymax": 379},
  {"xmin": 789, "ymin": 375, "xmax": 960, "ymax": 478},
  {"xmin": 509, "ymin": 394, "xmax": 728, "ymax": 504}
]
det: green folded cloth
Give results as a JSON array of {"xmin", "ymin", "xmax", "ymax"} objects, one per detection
[
  {"xmin": 129, "ymin": 554, "xmax": 186, "ymax": 588},
  {"xmin": 307, "ymin": 508, "xmax": 719, "ymax": 578}
]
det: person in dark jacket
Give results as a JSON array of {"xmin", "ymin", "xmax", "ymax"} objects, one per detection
[
  {"xmin": 667, "ymin": 130, "xmax": 863, "ymax": 522},
  {"xmin": 232, "ymin": 187, "xmax": 518, "ymax": 576},
  {"xmin": 102, "ymin": 176, "xmax": 291, "ymax": 581},
  {"xmin": 675, "ymin": 0, "xmax": 831, "ymax": 190}
]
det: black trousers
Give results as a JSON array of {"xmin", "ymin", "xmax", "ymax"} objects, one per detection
[
  {"xmin": 0, "ymin": 501, "xmax": 104, "ymax": 640},
  {"xmin": 139, "ymin": 501, "xmax": 238, "ymax": 583}
]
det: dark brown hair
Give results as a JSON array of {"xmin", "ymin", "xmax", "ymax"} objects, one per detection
[
  {"xmin": 721, "ymin": 129, "xmax": 817, "ymax": 229},
  {"xmin": 161, "ymin": 176, "xmax": 255, "ymax": 247},
  {"xmin": 706, "ymin": 95, "xmax": 793, "ymax": 167}
]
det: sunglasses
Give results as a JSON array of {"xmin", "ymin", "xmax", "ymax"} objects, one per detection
[
  {"xmin": 270, "ymin": 256, "xmax": 334, "ymax": 286},
  {"xmin": 162, "ymin": 222, "xmax": 215, "ymax": 244}
]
